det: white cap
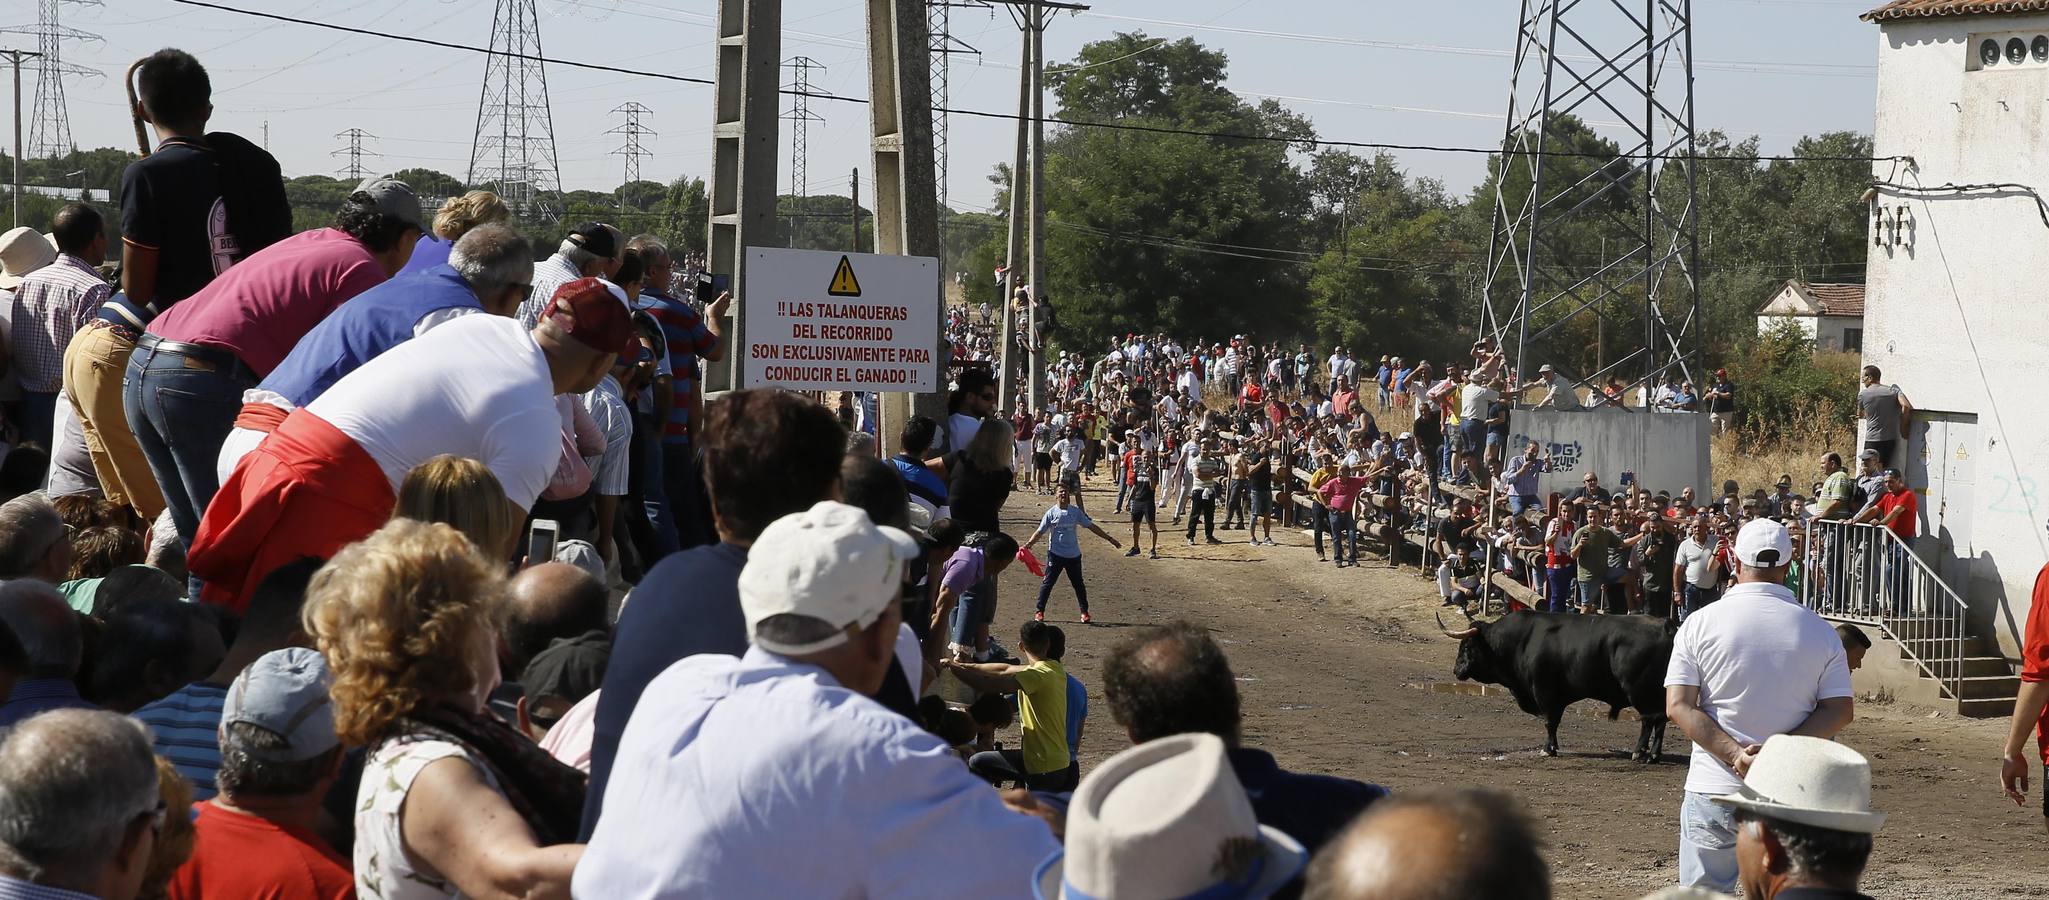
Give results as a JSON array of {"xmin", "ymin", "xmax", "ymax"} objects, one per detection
[
  {"xmin": 1733, "ymin": 517, "xmax": 1793, "ymax": 567},
  {"xmin": 738, "ymin": 501, "xmax": 920, "ymax": 656}
]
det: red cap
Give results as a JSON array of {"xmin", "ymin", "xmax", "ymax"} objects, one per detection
[{"xmin": 546, "ymin": 277, "xmax": 633, "ymax": 356}]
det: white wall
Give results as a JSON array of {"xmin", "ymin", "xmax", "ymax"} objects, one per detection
[
  {"xmin": 1871, "ymin": 14, "xmax": 2049, "ymax": 658},
  {"xmin": 1506, "ymin": 409, "xmax": 1711, "ymax": 500},
  {"xmin": 1756, "ymin": 313, "xmax": 1821, "ymax": 341}
]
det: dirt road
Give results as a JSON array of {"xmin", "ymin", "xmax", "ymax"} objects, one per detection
[{"xmin": 984, "ymin": 483, "xmax": 2046, "ymax": 899}]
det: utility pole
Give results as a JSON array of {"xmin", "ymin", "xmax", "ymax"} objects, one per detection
[
  {"xmin": 332, "ymin": 128, "xmax": 378, "ymax": 180},
  {"xmin": 996, "ymin": 25, "xmax": 1029, "ymax": 414},
  {"xmin": 782, "ymin": 56, "xmax": 824, "ymax": 248},
  {"xmin": 704, "ymin": 0, "xmax": 781, "ymax": 392},
  {"xmin": 1, "ymin": 49, "xmax": 42, "ymax": 227},
  {"xmin": 3, "ymin": 0, "xmax": 101, "ymax": 159},
  {"xmin": 849, "ymin": 166, "xmax": 860, "ymax": 252},
  {"xmin": 608, "ymin": 101, "xmax": 654, "ymax": 215},
  {"xmin": 990, "ymin": 0, "xmax": 1085, "ymax": 413},
  {"xmin": 262, "ymin": 119, "xmax": 269, "ymax": 150}
]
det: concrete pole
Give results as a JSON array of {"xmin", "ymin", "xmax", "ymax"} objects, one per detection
[
  {"xmin": 1025, "ymin": 8, "xmax": 1047, "ymax": 411},
  {"xmin": 996, "ymin": 29, "xmax": 1030, "ymax": 414},
  {"xmin": 865, "ymin": 0, "xmax": 944, "ymax": 455},
  {"xmin": 11, "ymin": 52, "xmax": 21, "ymax": 229},
  {"xmin": 705, "ymin": 0, "xmax": 782, "ymax": 392},
  {"xmin": 850, "ymin": 166, "xmax": 860, "ymax": 251}
]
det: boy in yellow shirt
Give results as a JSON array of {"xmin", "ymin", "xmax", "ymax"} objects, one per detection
[{"xmin": 944, "ymin": 620, "xmax": 1074, "ymax": 791}]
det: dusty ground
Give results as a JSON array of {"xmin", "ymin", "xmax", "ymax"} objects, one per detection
[{"xmin": 980, "ymin": 481, "xmax": 2047, "ymax": 899}]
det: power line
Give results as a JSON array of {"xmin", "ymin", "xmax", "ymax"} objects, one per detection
[
  {"xmin": 608, "ymin": 101, "xmax": 654, "ymax": 188},
  {"xmin": 164, "ymin": 0, "xmax": 1902, "ymax": 166},
  {"xmin": 332, "ymin": 127, "xmax": 379, "ymax": 179}
]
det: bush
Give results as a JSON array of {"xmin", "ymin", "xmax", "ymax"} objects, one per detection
[{"xmin": 1725, "ymin": 319, "xmax": 1858, "ymax": 441}]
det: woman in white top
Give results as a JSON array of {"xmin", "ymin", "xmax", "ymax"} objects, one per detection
[{"xmin": 305, "ymin": 517, "xmax": 583, "ymax": 900}]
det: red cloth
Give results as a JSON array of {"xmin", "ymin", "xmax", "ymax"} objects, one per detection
[
  {"xmin": 232, "ymin": 401, "xmax": 290, "ymax": 433},
  {"xmin": 167, "ymin": 801, "xmax": 355, "ymax": 900},
  {"xmin": 2020, "ymin": 563, "xmax": 2049, "ymax": 766},
  {"xmin": 189, "ymin": 409, "xmax": 396, "ymax": 613}
]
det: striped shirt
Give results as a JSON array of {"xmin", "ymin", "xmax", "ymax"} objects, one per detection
[
  {"xmin": 517, "ymin": 252, "xmax": 585, "ymax": 329},
  {"xmin": 637, "ymin": 289, "xmax": 718, "ymax": 446},
  {"xmin": 134, "ymin": 682, "xmax": 230, "ymax": 800},
  {"xmin": 9, "ymin": 254, "xmax": 109, "ymax": 393},
  {"xmin": 0, "ymin": 875, "xmax": 98, "ymax": 900}
]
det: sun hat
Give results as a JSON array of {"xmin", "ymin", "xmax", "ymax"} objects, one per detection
[
  {"xmin": 1732, "ymin": 518, "xmax": 1792, "ymax": 567},
  {"xmin": 1710, "ymin": 734, "xmax": 1886, "ymax": 834},
  {"xmin": 738, "ymin": 501, "xmax": 919, "ymax": 656},
  {"xmin": 1034, "ymin": 733, "xmax": 1306, "ymax": 900},
  {"xmin": 220, "ymin": 648, "xmax": 338, "ymax": 761},
  {"xmin": 0, "ymin": 226, "xmax": 55, "ymax": 290}
]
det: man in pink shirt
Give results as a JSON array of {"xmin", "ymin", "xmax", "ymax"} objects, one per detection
[
  {"xmin": 124, "ymin": 178, "xmax": 423, "ymax": 569},
  {"xmin": 1317, "ymin": 463, "xmax": 1371, "ymax": 568}
]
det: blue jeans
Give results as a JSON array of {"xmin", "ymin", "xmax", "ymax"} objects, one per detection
[
  {"xmin": 17, "ymin": 391, "xmax": 57, "ymax": 451},
  {"xmin": 663, "ymin": 442, "xmax": 715, "ymax": 550},
  {"xmin": 1328, "ymin": 510, "xmax": 1358, "ymax": 564},
  {"xmin": 123, "ymin": 341, "xmax": 255, "ymax": 553},
  {"xmin": 1035, "ymin": 553, "xmax": 1087, "ymax": 614},
  {"xmin": 950, "ymin": 576, "xmax": 997, "ymax": 646},
  {"xmin": 1575, "ymin": 580, "xmax": 1603, "ymax": 610},
  {"xmin": 638, "ymin": 433, "xmax": 681, "ymax": 558},
  {"xmin": 1509, "ymin": 494, "xmax": 1539, "ymax": 517},
  {"xmin": 1312, "ymin": 506, "xmax": 1330, "ymax": 556},
  {"xmin": 1678, "ymin": 791, "xmax": 1739, "ymax": 892},
  {"xmin": 1546, "ymin": 565, "xmax": 1576, "ymax": 612}
]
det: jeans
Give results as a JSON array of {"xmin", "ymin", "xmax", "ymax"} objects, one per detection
[
  {"xmin": 950, "ymin": 576, "xmax": 997, "ymax": 646},
  {"xmin": 1678, "ymin": 791, "xmax": 1739, "ymax": 893},
  {"xmin": 663, "ymin": 442, "xmax": 714, "ymax": 550},
  {"xmin": 1574, "ymin": 580, "xmax": 1603, "ymax": 610},
  {"xmin": 1682, "ymin": 584, "xmax": 1720, "ymax": 621},
  {"xmin": 1509, "ymin": 494, "xmax": 1539, "ymax": 518},
  {"xmin": 637, "ymin": 429, "xmax": 681, "ymax": 558},
  {"xmin": 1114, "ymin": 476, "xmax": 1129, "ymax": 512},
  {"xmin": 123, "ymin": 340, "xmax": 256, "ymax": 553},
  {"xmin": 1223, "ymin": 479, "xmax": 1249, "ymax": 527},
  {"xmin": 1328, "ymin": 510, "xmax": 1358, "ymax": 564},
  {"xmin": 1312, "ymin": 506, "xmax": 1330, "ymax": 556},
  {"xmin": 1035, "ymin": 553, "xmax": 1088, "ymax": 615},
  {"xmin": 1546, "ymin": 566, "xmax": 1576, "ymax": 612}
]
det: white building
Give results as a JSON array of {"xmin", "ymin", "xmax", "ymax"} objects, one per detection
[
  {"xmin": 1754, "ymin": 280, "xmax": 1866, "ymax": 352},
  {"xmin": 1864, "ymin": 0, "xmax": 2049, "ymax": 660}
]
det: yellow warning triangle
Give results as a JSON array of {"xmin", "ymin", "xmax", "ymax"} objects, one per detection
[{"xmin": 828, "ymin": 255, "xmax": 863, "ymax": 296}]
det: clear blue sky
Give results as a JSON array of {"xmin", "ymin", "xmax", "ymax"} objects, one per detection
[{"xmin": 56, "ymin": 0, "xmax": 1880, "ymax": 212}]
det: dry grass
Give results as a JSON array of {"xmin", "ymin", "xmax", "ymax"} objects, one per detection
[{"xmin": 1710, "ymin": 396, "xmax": 1854, "ymax": 496}]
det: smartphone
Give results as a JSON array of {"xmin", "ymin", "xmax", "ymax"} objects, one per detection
[
  {"xmin": 527, "ymin": 519, "xmax": 559, "ymax": 566},
  {"xmin": 694, "ymin": 271, "xmax": 716, "ymax": 305},
  {"xmin": 1620, "ymin": 471, "xmax": 1636, "ymax": 486}
]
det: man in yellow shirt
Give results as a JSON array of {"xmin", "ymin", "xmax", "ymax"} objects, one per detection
[
  {"xmin": 945, "ymin": 620, "xmax": 1074, "ymax": 790},
  {"xmin": 1307, "ymin": 451, "xmax": 1341, "ymax": 563}
]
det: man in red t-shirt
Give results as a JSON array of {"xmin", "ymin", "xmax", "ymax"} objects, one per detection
[
  {"xmin": 1854, "ymin": 469, "xmax": 1919, "ymax": 540},
  {"xmin": 169, "ymin": 648, "xmax": 354, "ymax": 900},
  {"xmin": 2002, "ymin": 558, "xmax": 2049, "ymax": 830}
]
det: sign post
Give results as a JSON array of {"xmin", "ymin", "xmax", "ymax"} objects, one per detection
[{"xmin": 742, "ymin": 247, "xmax": 941, "ymax": 394}]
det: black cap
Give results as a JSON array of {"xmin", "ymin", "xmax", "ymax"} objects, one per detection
[{"xmin": 567, "ymin": 222, "xmax": 618, "ymax": 258}]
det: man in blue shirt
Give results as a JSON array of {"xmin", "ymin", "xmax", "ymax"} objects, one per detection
[
  {"xmin": 580, "ymin": 389, "xmax": 845, "ymax": 840},
  {"xmin": 1103, "ymin": 621, "xmax": 1388, "ymax": 900},
  {"xmin": 1025, "ymin": 483, "xmax": 1121, "ymax": 624},
  {"xmin": 891, "ymin": 415, "xmax": 949, "ymax": 520},
  {"xmin": 1501, "ymin": 440, "xmax": 1554, "ymax": 518}
]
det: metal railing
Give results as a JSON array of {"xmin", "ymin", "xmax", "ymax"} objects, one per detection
[{"xmin": 1800, "ymin": 519, "xmax": 1971, "ymax": 697}]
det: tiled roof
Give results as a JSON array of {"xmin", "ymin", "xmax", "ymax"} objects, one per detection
[
  {"xmin": 1864, "ymin": 1, "xmax": 2049, "ymax": 22},
  {"xmin": 1806, "ymin": 282, "xmax": 1866, "ymax": 317}
]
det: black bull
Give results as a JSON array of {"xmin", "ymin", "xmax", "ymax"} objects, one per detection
[{"xmin": 1439, "ymin": 610, "xmax": 1673, "ymax": 762}]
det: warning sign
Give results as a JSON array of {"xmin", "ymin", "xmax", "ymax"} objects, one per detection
[
  {"xmin": 743, "ymin": 247, "xmax": 940, "ymax": 393},
  {"xmin": 828, "ymin": 256, "xmax": 862, "ymax": 296}
]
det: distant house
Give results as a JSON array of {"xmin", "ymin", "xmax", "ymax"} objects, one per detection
[{"xmin": 1755, "ymin": 280, "xmax": 1865, "ymax": 351}]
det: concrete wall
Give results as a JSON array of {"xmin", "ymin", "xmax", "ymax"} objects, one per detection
[
  {"xmin": 1506, "ymin": 408, "xmax": 1711, "ymax": 499},
  {"xmin": 1870, "ymin": 14, "xmax": 2049, "ymax": 660}
]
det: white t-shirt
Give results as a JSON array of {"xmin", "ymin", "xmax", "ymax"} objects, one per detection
[
  {"xmin": 946, "ymin": 413, "xmax": 983, "ymax": 455},
  {"xmin": 307, "ymin": 314, "xmax": 560, "ymax": 510},
  {"xmin": 1675, "ymin": 536, "xmax": 1720, "ymax": 588},
  {"xmin": 1459, "ymin": 384, "xmax": 1499, "ymax": 420},
  {"xmin": 1054, "ymin": 437, "xmax": 1083, "ymax": 473},
  {"xmin": 1663, "ymin": 582, "xmax": 1853, "ymax": 795}
]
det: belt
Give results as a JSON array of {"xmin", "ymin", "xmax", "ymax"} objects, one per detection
[
  {"xmin": 134, "ymin": 333, "xmax": 258, "ymax": 382},
  {"xmin": 85, "ymin": 319, "xmax": 140, "ymax": 342}
]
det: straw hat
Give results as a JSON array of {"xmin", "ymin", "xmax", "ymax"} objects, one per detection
[
  {"xmin": 1710, "ymin": 734, "xmax": 1886, "ymax": 834},
  {"xmin": 1033, "ymin": 733, "xmax": 1306, "ymax": 900},
  {"xmin": 0, "ymin": 227, "xmax": 55, "ymax": 290}
]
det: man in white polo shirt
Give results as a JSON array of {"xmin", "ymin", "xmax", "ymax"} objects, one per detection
[{"xmin": 1664, "ymin": 517, "xmax": 1854, "ymax": 894}]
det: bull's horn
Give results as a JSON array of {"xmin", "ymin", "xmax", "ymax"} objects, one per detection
[{"xmin": 1435, "ymin": 611, "xmax": 1480, "ymax": 639}]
